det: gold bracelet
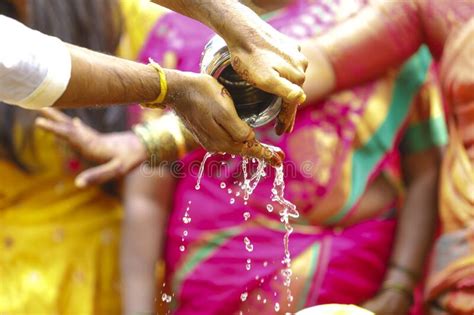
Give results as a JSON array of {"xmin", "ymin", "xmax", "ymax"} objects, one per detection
[
  {"xmin": 380, "ymin": 283, "xmax": 414, "ymax": 305},
  {"xmin": 132, "ymin": 114, "xmax": 188, "ymax": 164},
  {"xmin": 141, "ymin": 58, "xmax": 168, "ymax": 109},
  {"xmin": 389, "ymin": 262, "xmax": 421, "ymax": 282}
]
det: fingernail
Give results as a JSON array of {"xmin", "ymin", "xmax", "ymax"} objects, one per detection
[
  {"xmin": 275, "ymin": 121, "xmax": 285, "ymax": 136},
  {"xmin": 35, "ymin": 117, "xmax": 46, "ymax": 125},
  {"xmin": 297, "ymin": 93, "xmax": 307, "ymax": 104},
  {"xmin": 75, "ymin": 178, "xmax": 87, "ymax": 188}
]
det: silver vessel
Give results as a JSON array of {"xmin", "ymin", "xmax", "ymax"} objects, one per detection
[{"xmin": 200, "ymin": 35, "xmax": 282, "ymax": 128}]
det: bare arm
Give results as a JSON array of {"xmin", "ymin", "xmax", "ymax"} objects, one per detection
[
  {"xmin": 122, "ymin": 169, "xmax": 176, "ymax": 315},
  {"xmin": 301, "ymin": 0, "xmax": 423, "ymax": 101},
  {"xmin": 363, "ymin": 148, "xmax": 440, "ymax": 314},
  {"xmin": 54, "ymin": 44, "xmax": 163, "ymax": 108}
]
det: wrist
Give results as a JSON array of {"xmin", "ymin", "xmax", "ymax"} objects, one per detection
[
  {"xmin": 161, "ymin": 69, "xmax": 186, "ymax": 107},
  {"xmin": 379, "ymin": 283, "xmax": 414, "ymax": 306},
  {"xmin": 210, "ymin": 1, "xmax": 264, "ymax": 51}
]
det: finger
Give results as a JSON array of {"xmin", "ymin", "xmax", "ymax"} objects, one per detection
[
  {"xmin": 35, "ymin": 117, "xmax": 73, "ymax": 141},
  {"xmin": 38, "ymin": 108, "xmax": 72, "ymax": 123},
  {"xmin": 206, "ymin": 117, "xmax": 241, "ymax": 152},
  {"xmin": 239, "ymin": 140, "xmax": 284, "ymax": 166},
  {"xmin": 260, "ymin": 74, "xmax": 306, "ymax": 107},
  {"xmin": 274, "ymin": 62, "xmax": 306, "ymax": 86},
  {"xmin": 75, "ymin": 159, "xmax": 123, "ymax": 187},
  {"xmin": 214, "ymin": 110, "xmax": 254, "ymax": 143},
  {"xmin": 275, "ymin": 99, "xmax": 300, "ymax": 135}
]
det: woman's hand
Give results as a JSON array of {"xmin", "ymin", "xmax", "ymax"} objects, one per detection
[
  {"xmin": 35, "ymin": 108, "xmax": 147, "ymax": 187},
  {"xmin": 153, "ymin": 0, "xmax": 308, "ymax": 135},
  {"xmin": 226, "ymin": 19, "xmax": 308, "ymax": 135},
  {"xmin": 165, "ymin": 70, "xmax": 284, "ymax": 165},
  {"xmin": 362, "ymin": 289, "xmax": 412, "ymax": 315}
]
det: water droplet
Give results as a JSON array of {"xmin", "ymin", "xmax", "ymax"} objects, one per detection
[
  {"xmin": 161, "ymin": 293, "xmax": 173, "ymax": 303},
  {"xmin": 263, "ymin": 299, "xmax": 267, "ymax": 304},
  {"xmin": 179, "ymin": 245, "xmax": 185, "ymax": 252},
  {"xmin": 243, "ymin": 212, "xmax": 251, "ymax": 221},
  {"xmin": 240, "ymin": 292, "xmax": 248, "ymax": 302},
  {"xmin": 263, "ymin": 261, "xmax": 268, "ymax": 267},
  {"xmin": 243, "ymin": 237, "xmax": 254, "ymax": 252},
  {"xmin": 220, "ymin": 182, "xmax": 226, "ymax": 189},
  {"xmin": 231, "ymin": 154, "xmax": 236, "ymax": 158},
  {"xmin": 244, "ymin": 201, "xmax": 248, "ymax": 205},
  {"xmin": 257, "ymin": 294, "xmax": 261, "ymax": 301},
  {"xmin": 274, "ymin": 303, "xmax": 280, "ymax": 312},
  {"xmin": 227, "ymin": 188, "xmax": 233, "ymax": 194},
  {"xmin": 246, "ymin": 258, "xmax": 251, "ymax": 264},
  {"xmin": 245, "ymin": 263, "xmax": 251, "ymax": 271},
  {"xmin": 230, "ymin": 198, "xmax": 235, "ymax": 204},
  {"xmin": 260, "ymin": 278, "xmax": 265, "ymax": 284},
  {"xmin": 266, "ymin": 204, "xmax": 274, "ymax": 212},
  {"xmin": 255, "ymin": 275, "xmax": 260, "ymax": 280},
  {"xmin": 183, "ymin": 230, "xmax": 188, "ymax": 236},
  {"xmin": 182, "ymin": 216, "xmax": 191, "ymax": 224}
]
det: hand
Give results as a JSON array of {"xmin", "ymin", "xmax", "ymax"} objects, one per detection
[
  {"xmin": 35, "ymin": 108, "xmax": 147, "ymax": 187},
  {"xmin": 164, "ymin": 70, "xmax": 284, "ymax": 165},
  {"xmin": 362, "ymin": 289, "xmax": 412, "ymax": 315},
  {"xmin": 224, "ymin": 12, "xmax": 308, "ymax": 135}
]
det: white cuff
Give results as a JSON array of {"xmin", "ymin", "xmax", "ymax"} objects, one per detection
[{"xmin": 17, "ymin": 37, "xmax": 72, "ymax": 109}]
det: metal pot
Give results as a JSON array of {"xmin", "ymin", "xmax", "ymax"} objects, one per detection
[{"xmin": 200, "ymin": 35, "xmax": 282, "ymax": 128}]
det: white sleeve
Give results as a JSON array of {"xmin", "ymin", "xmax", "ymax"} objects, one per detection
[{"xmin": 0, "ymin": 15, "xmax": 71, "ymax": 109}]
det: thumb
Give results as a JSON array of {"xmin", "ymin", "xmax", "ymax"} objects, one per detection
[{"xmin": 75, "ymin": 159, "xmax": 124, "ymax": 187}]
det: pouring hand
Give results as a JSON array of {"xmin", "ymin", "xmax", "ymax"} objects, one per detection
[{"xmin": 165, "ymin": 70, "xmax": 284, "ymax": 165}]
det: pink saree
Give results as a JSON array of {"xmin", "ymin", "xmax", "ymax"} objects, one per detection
[{"xmin": 137, "ymin": 0, "xmax": 447, "ymax": 313}]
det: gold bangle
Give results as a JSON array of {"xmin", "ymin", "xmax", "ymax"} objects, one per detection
[
  {"xmin": 132, "ymin": 114, "xmax": 188, "ymax": 164},
  {"xmin": 380, "ymin": 283, "xmax": 414, "ymax": 305},
  {"xmin": 141, "ymin": 58, "xmax": 168, "ymax": 109}
]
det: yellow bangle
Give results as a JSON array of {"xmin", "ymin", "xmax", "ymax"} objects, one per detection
[{"xmin": 141, "ymin": 58, "xmax": 168, "ymax": 108}]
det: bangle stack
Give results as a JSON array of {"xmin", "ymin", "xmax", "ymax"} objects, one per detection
[{"xmin": 132, "ymin": 114, "xmax": 187, "ymax": 165}]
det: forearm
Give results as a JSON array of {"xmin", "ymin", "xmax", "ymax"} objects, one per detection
[
  {"xmin": 384, "ymin": 154, "xmax": 439, "ymax": 289},
  {"xmin": 311, "ymin": 0, "xmax": 423, "ymax": 93},
  {"xmin": 54, "ymin": 44, "xmax": 163, "ymax": 108},
  {"xmin": 152, "ymin": 0, "xmax": 260, "ymax": 42},
  {"xmin": 122, "ymin": 170, "xmax": 174, "ymax": 315}
]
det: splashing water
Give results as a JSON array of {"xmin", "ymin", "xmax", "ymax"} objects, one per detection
[
  {"xmin": 195, "ymin": 152, "xmax": 214, "ymax": 190},
  {"xmin": 243, "ymin": 237, "xmax": 254, "ymax": 252},
  {"xmin": 274, "ymin": 302, "xmax": 280, "ymax": 312},
  {"xmin": 192, "ymin": 148, "xmax": 299, "ymax": 308},
  {"xmin": 272, "ymin": 164, "xmax": 299, "ymax": 304},
  {"xmin": 161, "ymin": 293, "xmax": 172, "ymax": 303}
]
